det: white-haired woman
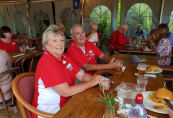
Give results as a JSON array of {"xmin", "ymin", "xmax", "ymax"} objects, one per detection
[
  {"xmin": 32, "ymin": 25, "xmax": 105, "ymax": 117},
  {"xmin": 87, "ymin": 23, "xmax": 101, "ymax": 45}
]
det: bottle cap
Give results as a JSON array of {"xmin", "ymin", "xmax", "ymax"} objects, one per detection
[{"xmin": 135, "ymin": 94, "xmax": 143, "ymax": 104}]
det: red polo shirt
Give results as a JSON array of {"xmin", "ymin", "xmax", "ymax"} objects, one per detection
[
  {"xmin": 67, "ymin": 40, "xmax": 103, "ymax": 74},
  {"xmin": 32, "ymin": 50, "xmax": 80, "ymax": 117},
  {"xmin": 0, "ymin": 39, "xmax": 19, "ymax": 53},
  {"xmin": 110, "ymin": 30, "xmax": 129, "ymax": 50}
]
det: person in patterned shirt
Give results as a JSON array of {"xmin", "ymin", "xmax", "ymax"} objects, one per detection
[{"xmin": 146, "ymin": 29, "xmax": 172, "ymax": 66}]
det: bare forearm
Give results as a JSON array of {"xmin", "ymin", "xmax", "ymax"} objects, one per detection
[
  {"xmin": 83, "ymin": 63, "xmax": 112, "ymax": 71},
  {"xmin": 53, "ymin": 80, "xmax": 98, "ymax": 97},
  {"xmin": 99, "ymin": 54, "xmax": 111, "ymax": 63}
]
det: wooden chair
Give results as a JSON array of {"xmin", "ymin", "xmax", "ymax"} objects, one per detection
[
  {"xmin": 14, "ymin": 54, "xmax": 35, "ymax": 72},
  {"xmin": 12, "ymin": 72, "xmax": 54, "ymax": 118},
  {"xmin": 0, "ymin": 67, "xmax": 20, "ymax": 116}
]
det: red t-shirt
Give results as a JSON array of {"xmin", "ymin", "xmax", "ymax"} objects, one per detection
[
  {"xmin": 0, "ymin": 39, "xmax": 19, "ymax": 53},
  {"xmin": 67, "ymin": 40, "xmax": 103, "ymax": 74},
  {"xmin": 110, "ymin": 30, "xmax": 129, "ymax": 50},
  {"xmin": 32, "ymin": 50, "xmax": 80, "ymax": 117}
]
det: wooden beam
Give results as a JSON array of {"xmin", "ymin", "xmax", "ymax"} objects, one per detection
[{"xmin": 159, "ymin": 0, "xmax": 165, "ymax": 23}]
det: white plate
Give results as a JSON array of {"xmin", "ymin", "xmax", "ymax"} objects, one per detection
[
  {"xmin": 142, "ymin": 91, "xmax": 168, "ymax": 114},
  {"xmin": 146, "ymin": 68, "xmax": 162, "ymax": 74}
]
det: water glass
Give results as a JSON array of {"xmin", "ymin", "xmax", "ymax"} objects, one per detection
[
  {"xmin": 99, "ymin": 78, "xmax": 111, "ymax": 94},
  {"xmin": 136, "ymin": 76, "xmax": 148, "ymax": 93}
]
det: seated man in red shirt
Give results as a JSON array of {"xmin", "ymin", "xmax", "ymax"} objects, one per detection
[
  {"xmin": 0, "ymin": 26, "xmax": 19, "ymax": 53},
  {"xmin": 67, "ymin": 24, "xmax": 119, "ymax": 74},
  {"xmin": 110, "ymin": 24, "xmax": 130, "ymax": 50}
]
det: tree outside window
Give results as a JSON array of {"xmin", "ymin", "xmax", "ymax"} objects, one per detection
[
  {"xmin": 126, "ymin": 3, "xmax": 152, "ymax": 37},
  {"xmin": 90, "ymin": 5, "xmax": 111, "ymax": 39},
  {"xmin": 169, "ymin": 11, "xmax": 173, "ymax": 33}
]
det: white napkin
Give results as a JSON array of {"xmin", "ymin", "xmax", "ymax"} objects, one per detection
[
  {"xmin": 135, "ymin": 73, "xmax": 156, "ymax": 78},
  {"xmin": 12, "ymin": 53, "xmax": 24, "ymax": 58},
  {"xmin": 122, "ymin": 66, "xmax": 126, "ymax": 72}
]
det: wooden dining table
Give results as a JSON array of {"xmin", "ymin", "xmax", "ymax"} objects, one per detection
[
  {"xmin": 9, "ymin": 49, "xmax": 43, "ymax": 63},
  {"xmin": 117, "ymin": 49, "xmax": 156, "ymax": 55},
  {"xmin": 54, "ymin": 54, "xmax": 168, "ymax": 118}
]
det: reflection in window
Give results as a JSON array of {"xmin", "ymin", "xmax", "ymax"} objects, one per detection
[
  {"xmin": 14, "ymin": 11, "xmax": 25, "ymax": 34},
  {"xmin": 126, "ymin": 3, "xmax": 152, "ymax": 37},
  {"xmin": 0, "ymin": 13, "xmax": 6, "ymax": 27},
  {"xmin": 90, "ymin": 5, "xmax": 111, "ymax": 39},
  {"xmin": 33, "ymin": 10, "xmax": 50, "ymax": 37}
]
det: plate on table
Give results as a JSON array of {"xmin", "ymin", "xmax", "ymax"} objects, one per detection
[
  {"xmin": 146, "ymin": 66, "xmax": 162, "ymax": 74},
  {"xmin": 142, "ymin": 91, "xmax": 168, "ymax": 114}
]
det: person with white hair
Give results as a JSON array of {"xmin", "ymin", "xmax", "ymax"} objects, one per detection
[
  {"xmin": 87, "ymin": 23, "xmax": 101, "ymax": 45},
  {"xmin": 110, "ymin": 24, "xmax": 130, "ymax": 50},
  {"xmin": 134, "ymin": 24, "xmax": 146, "ymax": 39}
]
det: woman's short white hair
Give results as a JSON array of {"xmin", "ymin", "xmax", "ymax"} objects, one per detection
[
  {"xmin": 90, "ymin": 23, "xmax": 98, "ymax": 31},
  {"xmin": 42, "ymin": 25, "xmax": 65, "ymax": 49}
]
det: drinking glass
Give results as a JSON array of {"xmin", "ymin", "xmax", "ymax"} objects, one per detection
[
  {"xmin": 137, "ymin": 63, "xmax": 147, "ymax": 75},
  {"xmin": 99, "ymin": 78, "xmax": 111, "ymax": 94},
  {"xmin": 136, "ymin": 76, "xmax": 148, "ymax": 93},
  {"xmin": 115, "ymin": 60, "xmax": 124, "ymax": 74}
]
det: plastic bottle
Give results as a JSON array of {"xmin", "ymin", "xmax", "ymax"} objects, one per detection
[{"xmin": 128, "ymin": 94, "xmax": 147, "ymax": 118}]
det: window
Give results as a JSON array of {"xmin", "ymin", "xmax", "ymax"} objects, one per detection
[
  {"xmin": 14, "ymin": 11, "xmax": 25, "ymax": 34},
  {"xmin": 90, "ymin": 5, "xmax": 111, "ymax": 39},
  {"xmin": 169, "ymin": 11, "xmax": 173, "ymax": 32},
  {"xmin": 126, "ymin": 3, "xmax": 152, "ymax": 37},
  {"xmin": 0, "ymin": 13, "xmax": 6, "ymax": 27}
]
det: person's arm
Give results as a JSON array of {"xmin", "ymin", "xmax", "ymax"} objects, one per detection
[
  {"xmin": 168, "ymin": 107, "xmax": 173, "ymax": 118},
  {"xmin": 117, "ymin": 31, "xmax": 129, "ymax": 45},
  {"xmin": 52, "ymin": 75, "xmax": 100, "ymax": 97},
  {"xmin": 82, "ymin": 59, "xmax": 119, "ymax": 71},
  {"xmin": 146, "ymin": 39, "xmax": 157, "ymax": 52},
  {"xmin": 99, "ymin": 53, "xmax": 111, "ymax": 63}
]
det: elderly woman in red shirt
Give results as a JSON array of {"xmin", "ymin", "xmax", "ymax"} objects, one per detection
[{"xmin": 0, "ymin": 26, "xmax": 19, "ymax": 53}]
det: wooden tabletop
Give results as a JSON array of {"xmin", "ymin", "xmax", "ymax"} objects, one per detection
[
  {"xmin": 118, "ymin": 49, "xmax": 156, "ymax": 55},
  {"xmin": 54, "ymin": 54, "xmax": 168, "ymax": 118}
]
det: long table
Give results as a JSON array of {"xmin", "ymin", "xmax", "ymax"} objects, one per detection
[{"xmin": 54, "ymin": 54, "xmax": 168, "ymax": 118}]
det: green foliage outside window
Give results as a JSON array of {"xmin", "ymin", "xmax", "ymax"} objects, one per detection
[
  {"xmin": 169, "ymin": 12, "xmax": 173, "ymax": 33},
  {"xmin": 126, "ymin": 3, "xmax": 152, "ymax": 37},
  {"xmin": 90, "ymin": 5, "xmax": 111, "ymax": 40}
]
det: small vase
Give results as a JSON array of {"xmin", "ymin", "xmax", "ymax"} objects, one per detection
[{"xmin": 103, "ymin": 106, "xmax": 115, "ymax": 118}]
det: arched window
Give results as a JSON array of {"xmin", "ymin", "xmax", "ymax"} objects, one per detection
[
  {"xmin": 169, "ymin": 11, "xmax": 173, "ymax": 32},
  {"xmin": 14, "ymin": 11, "xmax": 25, "ymax": 34},
  {"xmin": 126, "ymin": 3, "xmax": 152, "ymax": 37},
  {"xmin": 90, "ymin": 5, "xmax": 111, "ymax": 39},
  {"xmin": 0, "ymin": 13, "xmax": 6, "ymax": 27},
  {"xmin": 60, "ymin": 8, "xmax": 80, "ymax": 37},
  {"xmin": 33, "ymin": 10, "xmax": 50, "ymax": 37}
]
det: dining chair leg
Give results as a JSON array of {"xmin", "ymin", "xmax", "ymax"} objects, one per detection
[{"xmin": 0, "ymin": 88, "xmax": 9, "ymax": 115}]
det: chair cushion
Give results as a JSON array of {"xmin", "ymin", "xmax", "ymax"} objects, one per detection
[{"xmin": 18, "ymin": 75, "xmax": 35, "ymax": 118}]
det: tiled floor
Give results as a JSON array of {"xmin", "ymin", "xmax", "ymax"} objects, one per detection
[{"xmin": 0, "ymin": 108, "xmax": 21, "ymax": 118}]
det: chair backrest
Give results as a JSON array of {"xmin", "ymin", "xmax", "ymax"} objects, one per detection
[
  {"xmin": 14, "ymin": 54, "xmax": 35, "ymax": 72},
  {"xmin": 12, "ymin": 72, "xmax": 54, "ymax": 118}
]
